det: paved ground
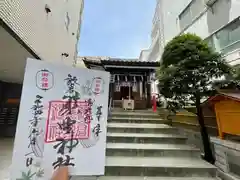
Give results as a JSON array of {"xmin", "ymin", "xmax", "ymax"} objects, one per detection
[{"xmin": 0, "ymin": 138, "xmax": 14, "ymax": 180}]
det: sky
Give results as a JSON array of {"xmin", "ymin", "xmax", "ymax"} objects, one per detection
[{"xmin": 78, "ymin": 0, "xmax": 156, "ymax": 58}]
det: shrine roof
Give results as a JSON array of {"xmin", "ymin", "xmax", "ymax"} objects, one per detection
[
  {"xmin": 202, "ymin": 91, "xmax": 240, "ymax": 105},
  {"xmin": 82, "ymin": 56, "xmax": 160, "ymax": 68}
]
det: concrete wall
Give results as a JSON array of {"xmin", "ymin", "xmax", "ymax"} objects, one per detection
[
  {"xmin": 139, "ymin": 50, "xmax": 150, "ymax": 62},
  {"xmin": 76, "ymin": 56, "xmax": 86, "ymax": 68},
  {"xmin": 146, "ymin": 0, "xmax": 191, "ymax": 62},
  {"xmin": 160, "ymin": 0, "xmax": 191, "ymax": 44},
  {"xmin": 0, "ymin": 0, "xmax": 84, "ymax": 66},
  {"xmin": 212, "ymin": 137, "xmax": 240, "ymax": 180},
  {"xmin": 178, "ymin": 128, "xmax": 240, "ymax": 180}
]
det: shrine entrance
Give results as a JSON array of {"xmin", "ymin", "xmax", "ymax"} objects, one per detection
[
  {"xmin": 83, "ymin": 57, "xmax": 159, "ymax": 110},
  {"xmin": 120, "ymin": 86, "xmax": 132, "ymax": 99}
]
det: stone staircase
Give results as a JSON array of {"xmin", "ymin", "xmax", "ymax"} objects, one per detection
[{"xmin": 102, "ymin": 109, "xmax": 218, "ymax": 180}]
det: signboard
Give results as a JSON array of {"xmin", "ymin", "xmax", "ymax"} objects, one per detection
[
  {"xmin": 120, "ymin": 81, "xmax": 131, "ymax": 87},
  {"xmin": 115, "ymin": 83, "xmax": 120, "ymax": 92},
  {"xmin": 10, "ymin": 58, "xmax": 110, "ymax": 179}
]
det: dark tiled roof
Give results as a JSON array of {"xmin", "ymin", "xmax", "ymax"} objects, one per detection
[
  {"xmin": 81, "ymin": 56, "xmax": 102, "ymax": 64},
  {"xmin": 81, "ymin": 56, "xmax": 160, "ymax": 67},
  {"xmin": 105, "ymin": 58, "xmax": 139, "ymax": 62}
]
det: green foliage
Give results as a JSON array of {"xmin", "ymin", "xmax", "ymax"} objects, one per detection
[
  {"xmin": 16, "ymin": 170, "xmax": 36, "ymax": 180},
  {"xmin": 233, "ymin": 65, "xmax": 240, "ymax": 80},
  {"xmin": 212, "ymin": 65, "xmax": 240, "ymax": 90},
  {"xmin": 158, "ymin": 33, "xmax": 231, "ymax": 110},
  {"xmin": 212, "ymin": 79, "xmax": 240, "ymax": 90},
  {"xmin": 185, "ymin": 106, "xmax": 197, "ymax": 114}
]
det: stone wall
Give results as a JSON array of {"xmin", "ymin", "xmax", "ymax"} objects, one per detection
[
  {"xmin": 211, "ymin": 137, "xmax": 240, "ymax": 179},
  {"xmin": 175, "ymin": 126, "xmax": 240, "ymax": 180}
]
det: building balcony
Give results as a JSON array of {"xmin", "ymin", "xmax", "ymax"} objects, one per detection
[{"xmin": 151, "ymin": 20, "xmax": 160, "ymax": 41}]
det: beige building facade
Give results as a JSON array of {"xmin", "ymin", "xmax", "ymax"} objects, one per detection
[{"xmin": 0, "ymin": 0, "xmax": 84, "ymax": 83}]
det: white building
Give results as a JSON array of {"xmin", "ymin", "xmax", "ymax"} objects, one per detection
[
  {"xmin": 148, "ymin": 0, "xmax": 240, "ymax": 66},
  {"xmin": 147, "ymin": 0, "xmax": 165, "ymax": 62},
  {"xmin": 0, "ymin": 0, "xmax": 84, "ymax": 83},
  {"xmin": 139, "ymin": 49, "xmax": 150, "ymax": 62}
]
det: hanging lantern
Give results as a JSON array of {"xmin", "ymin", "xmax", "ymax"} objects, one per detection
[
  {"xmin": 115, "ymin": 83, "xmax": 120, "ymax": 92},
  {"xmin": 132, "ymin": 83, "xmax": 137, "ymax": 92}
]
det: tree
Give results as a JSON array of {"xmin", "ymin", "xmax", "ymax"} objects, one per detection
[
  {"xmin": 212, "ymin": 65, "xmax": 240, "ymax": 90},
  {"xmin": 233, "ymin": 65, "xmax": 240, "ymax": 80},
  {"xmin": 158, "ymin": 33, "xmax": 231, "ymax": 164}
]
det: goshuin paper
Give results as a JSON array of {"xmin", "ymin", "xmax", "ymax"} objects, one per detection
[{"xmin": 10, "ymin": 58, "xmax": 110, "ymax": 180}]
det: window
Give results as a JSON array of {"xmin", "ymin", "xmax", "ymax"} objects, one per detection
[
  {"xmin": 215, "ymin": 18, "xmax": 240, "ymax": 54},
  {"xmin": 179, "ymin": 0, "xmax": 205, "ymax": 30},
  {"xmin": 65, "ymin": 12, "xmax": 70, "ymax": 31},
  {"xmin": 179, "ymin": 6, "xmax": 192, "ymax": 30},
  {"xmin": 205, "ymin": 37, "xmax": 216, "ymax": 50}
]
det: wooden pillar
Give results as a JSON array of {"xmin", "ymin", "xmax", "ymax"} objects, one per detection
[
  {"xmin": 146, "ymin": 83, "xmax": 151, "ymax": 108},
  {"xmin": 139, "ymin": 81, "xmax": 143, "ymax": 99},
  {"xmin": 108, "ymin": 73, "xmax": 115, "ymax": 109},
  {"xmin": 0, "ymin": 81, "xmax": 3, "ymax": 104}
]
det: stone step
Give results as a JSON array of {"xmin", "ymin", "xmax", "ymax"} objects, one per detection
[
  {"xmin": 106, "ymin": 143, "xmax": 201, "ymax": 158},
  {"xmin": 71, "ymin": 176, "xmax": 218, "ymax": 180},
  {"xmin": 110, "ymin": 111, "xmax": 160, "ymax": 118},
  {"xmin": 89, "ymin": 177, "xmax": 218, "ymax": 180},
  {"xmin": 107, "ymin": 123, "xmax": 178, "ymax": 134},
  {"xmin": 111, "ymin": 108, "xmax": 153, "ymax": 113},
  {"xmin": 108, "ymin": 117, "xmax": 168, "ymax": 124},
  {"xmin": 107, "ymin": 132, "xmax": 187, "ymax": 144},
  {"xmin": 105, "ymin": 156, "xmax": 217, "ymax": 177}
]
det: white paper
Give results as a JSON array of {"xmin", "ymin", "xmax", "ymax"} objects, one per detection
[{"xmin": 10, "ymin": 58, "xmax": 110, "ymax": 180}]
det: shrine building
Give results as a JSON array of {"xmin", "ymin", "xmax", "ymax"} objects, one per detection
[{"xmin": 82, "ymin": 56, "xmax": 160, "ymax": 110}]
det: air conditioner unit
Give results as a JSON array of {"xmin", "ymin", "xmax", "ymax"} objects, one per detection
[{"xmin": 205, "ymin": 0, "xmax": 217, "ymax": 6}]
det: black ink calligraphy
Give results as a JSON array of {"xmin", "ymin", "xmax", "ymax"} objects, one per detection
[
  {"xmin": 52, "ymin": 155, "xmax": 75, "ymax": 169},
  {"xmin": 92, "ymin": 105, "xmax": 103, "ymax": 137},
  {"xmin": 52, "ymin": 74, "xmax": 82, "ymax": 170}
]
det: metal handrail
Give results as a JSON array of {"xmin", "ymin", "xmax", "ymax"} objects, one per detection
[{"xmin": 108, "ymin": 97, "xmax": 112, "ymax": 116}]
